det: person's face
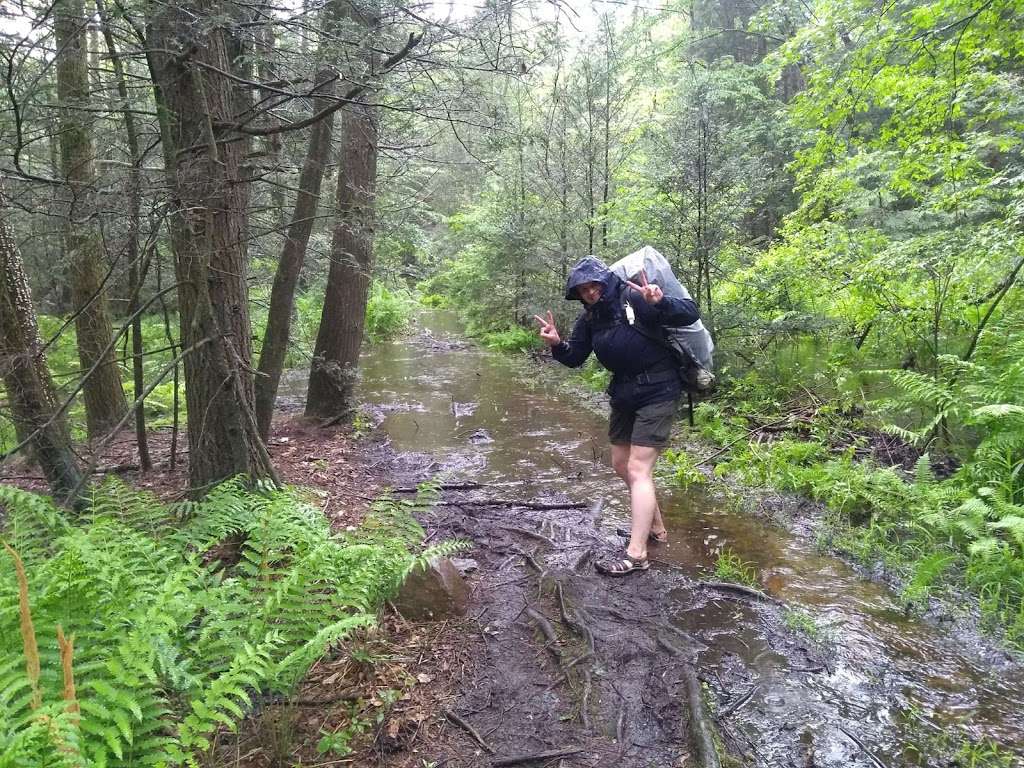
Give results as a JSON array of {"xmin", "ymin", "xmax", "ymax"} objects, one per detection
[{"xmin": 577, "ymin": 281, "xmax": 604, "ymax": 305}]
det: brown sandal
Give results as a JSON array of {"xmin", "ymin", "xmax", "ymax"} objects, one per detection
[{"xmin": 595, "ymin": 552, "xmax": 650, "ymax": 576}]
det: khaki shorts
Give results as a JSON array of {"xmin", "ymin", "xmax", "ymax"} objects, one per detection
[{"xmin": 608, "ymin": 398, "xmax": 679, "ymax": 448}]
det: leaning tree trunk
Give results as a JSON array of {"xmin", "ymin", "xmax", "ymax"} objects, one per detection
[
  {"xmin": 305, "ymin": 99, "xmax": 379, "ymax": 420},
  {"xmin": 146, "ymin": 1, "xmax": 275, "ymax": 491},
  {"xmin": 55, "ymin": 0, "xmax": 128, "ymax": 439},
  {"xmin": 255, "ymin": 71, "xmax": 338, "ymax": 441},
  {"xmin": 0, "ymin": 187, "xmax": 83, "ymax": 500}
]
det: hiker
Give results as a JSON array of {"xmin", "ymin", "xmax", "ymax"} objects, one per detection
[{"xmin": 534, "ymin": 255, "xmax": 700, "ymax": 575}]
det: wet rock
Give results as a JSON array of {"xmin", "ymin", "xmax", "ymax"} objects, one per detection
[
  {"xmin": 451, "ymin": 557, "xmax": 479, "ymax": 575},
  {"xmin": 468, "ymin": 429, "xmax": 493, "ymax": 444},
  {"xmin": 392, "ymin": 557, "xmax": 470, "ymax": 621}
]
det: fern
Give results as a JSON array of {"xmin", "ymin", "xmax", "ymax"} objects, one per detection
[{"xmin": 0, "ymin": 477, "xmax": 457, "ymax": 766}]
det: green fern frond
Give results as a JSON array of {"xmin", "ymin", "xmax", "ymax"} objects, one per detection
[{"xmin": 1, "ymin": 475, "xmax": 450, "ymax": 766}]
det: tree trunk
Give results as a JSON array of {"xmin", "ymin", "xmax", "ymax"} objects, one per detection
[
  {"xmin": 305, "ymin": 99, "xmax": 379, "ymax": 420},
  {"xmin": 55, "ymin": 0, "xmax": 128, "ymax": 439},
  {"xmin": 255, "ymin": 72, "xmax": 338, "ymax": 440},
  {"xmin": 146, "ymin": 1, "xmax": 274, "ymax": 491},
  {"xmin": 96, "ymin": 0, "xmax": 151, "ymax": 470},
  {"xmin": 0, "ymin": 187, "xmax": 83, "ymax": 500}
]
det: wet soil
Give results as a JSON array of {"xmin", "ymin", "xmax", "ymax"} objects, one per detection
[{"xmin": 374, "ymin": 472, "xmax": 836, "ymax": 768}]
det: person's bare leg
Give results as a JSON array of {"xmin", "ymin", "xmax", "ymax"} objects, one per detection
[
  {"xmin": 626, "ymin": 445, "xmax": 660, "ymax": 560},
  {"xmin": 612, "ymin": 443, "xmax": 666, "ymax": 541}
]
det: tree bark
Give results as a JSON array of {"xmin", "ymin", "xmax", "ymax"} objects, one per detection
[
  {"xmin": 55, "ymin": 0, "xmax": 128, "ymax": 440},
  {"xmin": 146, "ymin": 0, "xmax": 273, "ymax": 491},
  {"xmin": 305, "ymin": 97, "xmax": 379, "ymax": 420},
  {"xmin": 0, "ymin": 187, "xmax": 83, "ymax": 500},
  {"xmin": 256, "ymin": 71, "xmax": 338, "ymax": 440}
]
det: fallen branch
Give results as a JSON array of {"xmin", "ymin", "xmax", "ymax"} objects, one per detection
[
  {"xmin": 492, "ymin": 746, "xmax": 584, "ymax": 766},
  {"xmin": 718, "ymin": 684, "xmax": 757, "ymax": 720},
  {"xmin": 839, "ymin": 726, "xmax": 889, "ymax": 768},
  {"xmin": 391, "ymin": 482, "xmax": 482, "ymax": 493},
  {"xmin": 499, "ymin": 525, "xmax": 556, "ymax": 547},
  {"xmin": 438, "ymin": 499, "xmax": 586, "ymax": 510},
  {"xmin": 696, "ymin": 416, "xmax": 791, "ymax": 465},
  {"xmin": 442, "ymin": 708, "xmax": 494, "ymax": 754},
  {"xmin": 699, "ymin": 581, "xmax": 779, "ymax": 603}
]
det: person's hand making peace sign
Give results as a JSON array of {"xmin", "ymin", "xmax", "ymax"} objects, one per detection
[
  {"xmin": 626, "ymin": 270, "xmax": 664, "ymax": 304},
  {"xmin": 533, "ymin": 310, "xmax": 561, "ymax": 347}
]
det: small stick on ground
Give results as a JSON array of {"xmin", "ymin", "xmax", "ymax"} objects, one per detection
[
  {"xmin": 839, "ymin": 726, "xmax": 889, "ymax": 768},
  {"xmin": 500, "ymin": 525, "xmax": 556, "ymax": 547},
  {"xmin": 442, "ymin": 708, "xmax": 494, "ymax": 754},
  {"xmin": 491, "ymin": 746, "xmax": 584, "ymax": 766},
  {"xmin": 718, "ymin": 684, "xmax": 758, "ymax": 720},
  {"xmin": 391, "ymin": 482, "xmax": 483, "ymax": 492},
  {"xmin": 542, "ymin": 652, "xmax": 594, "ymax": 691}
]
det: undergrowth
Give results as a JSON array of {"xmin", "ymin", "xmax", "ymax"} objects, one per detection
[
  {"xmin": 0, "ymin": 476, "xmax": 462, "ymax": 766},
  {"xmin": 671, "ymin": 328, "xmax": 1024, "ymax": 647},
  {"xmin": 683, "ymin": 395, "xmax": 1024, "ymax": 647}
]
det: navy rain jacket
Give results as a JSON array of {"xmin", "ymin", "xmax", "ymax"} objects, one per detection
[{"xmin": 551, "ymin": 256, "xmax": 700, "ymax": 410}]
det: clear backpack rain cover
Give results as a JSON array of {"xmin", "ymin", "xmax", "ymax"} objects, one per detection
[{"xmin": 609, "ymin": 245, "xmax": 715, "ymax": 375}]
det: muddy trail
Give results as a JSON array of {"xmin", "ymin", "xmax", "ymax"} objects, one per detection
[
  {"xmin": 401, "ymin": 485, "xmax": 793, "ymax": 767},
  {"xmin": 280, "ymin": 311, "xmax": 1024, "ymax": 766}
]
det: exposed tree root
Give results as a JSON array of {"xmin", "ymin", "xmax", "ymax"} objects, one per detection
[
  {"xmin": 442, "ymin": 708, "xmax": 494, "ymax": 754},
  {"xmin": 524, "ymin": 607, "xmax": 561, "ymax": 660},
  {"xmin": 681, "ymin": 665, "xmax": 722, "ymax": 768},
  {"xmin": 491, "ymin": 745, "xmax": 584, "ymax": 766}
]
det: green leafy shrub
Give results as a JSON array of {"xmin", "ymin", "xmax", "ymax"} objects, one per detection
[
  {"xmin": 576, "ymin": 357, "xmax": 611, "ymax": 393},
  {"xmin": 661, "ymin": 448, "xmax": 707, "ymax": 489},
  {"xmin": 365, "ymin": 284, "xmax": 413, "ymax": 342},
  {"xmin": 0, "ymin": 477, "xmax": 462, "ymax": 766},
  {"xmin": 479, "ymin": 325, "xmax": 539, "ymax": 353}
]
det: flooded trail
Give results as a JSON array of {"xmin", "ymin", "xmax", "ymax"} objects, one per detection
[{"xmin": 284, "ymin": 312, "xmax": 1024, "ymax": 766}]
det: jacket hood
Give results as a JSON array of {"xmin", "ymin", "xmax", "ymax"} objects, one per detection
[{"xmin": 564, "ymin": 256, "xmax": 617, "ymax": 301}]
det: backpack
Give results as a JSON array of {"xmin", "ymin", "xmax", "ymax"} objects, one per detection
[{"xmin": 609, "ymin": 246, "xmax": 716, "ymax": 395}]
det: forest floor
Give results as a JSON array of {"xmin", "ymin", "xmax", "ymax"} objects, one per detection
[{"xmin": 4, "ymin": 352, "xmax": 1019, "ymax": 766}]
